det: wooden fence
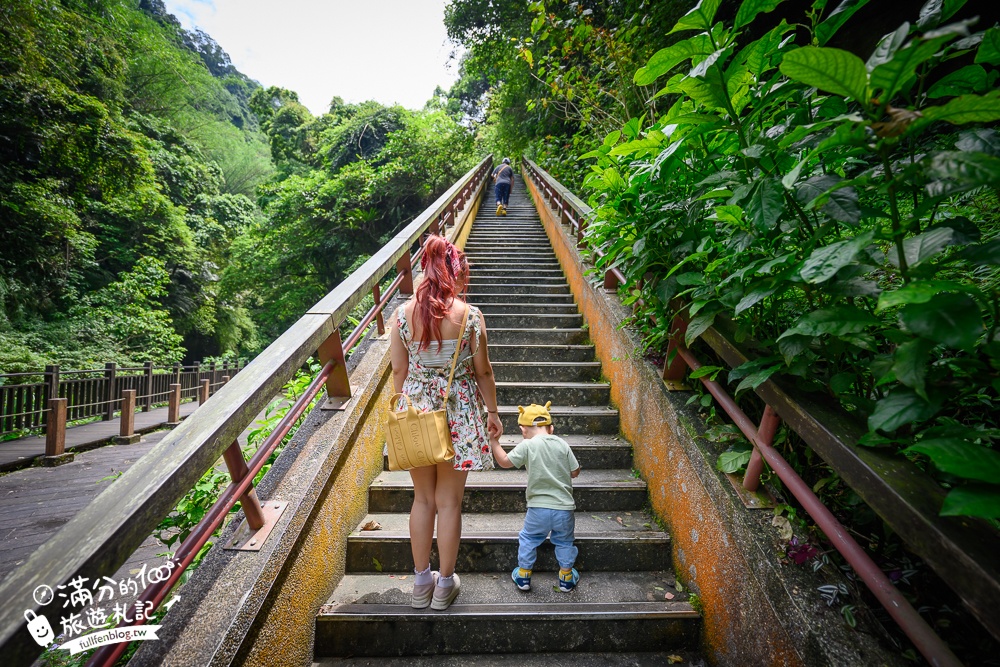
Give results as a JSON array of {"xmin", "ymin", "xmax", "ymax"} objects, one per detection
[{"xmin": 0, "ymin": 361, "xmax": 243, "ymax": 437}]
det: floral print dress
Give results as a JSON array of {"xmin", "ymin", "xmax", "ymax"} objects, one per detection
[{"xmin": 395, "ymin": 304, "xmax": 494, "ymax": 471}]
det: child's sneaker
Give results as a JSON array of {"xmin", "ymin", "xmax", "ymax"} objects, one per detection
[
  {"xmin": 511, "ymin": 567, "xmax": 531, "ymax": 591},
  {"xmin": 557, "ymin": 568, "xmax": 580, "ymax": 592}
]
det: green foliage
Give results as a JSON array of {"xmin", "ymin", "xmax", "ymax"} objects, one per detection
[{"xmin": 580, "ymin": 0, "xmax": 1000, "ymax": 519}]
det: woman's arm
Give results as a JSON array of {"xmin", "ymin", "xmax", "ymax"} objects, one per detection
[
  {"xmin": 389, "ymin": 320, "xmax": 409, "ymax": 394},
  {"xmin": 471, "ymin": 313, "xmax": 503, "ymax": 438}
]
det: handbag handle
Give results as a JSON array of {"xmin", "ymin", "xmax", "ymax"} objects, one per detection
[{"xmin": 443, "ymin": 304, "xmax": 470, "ymax": 403}]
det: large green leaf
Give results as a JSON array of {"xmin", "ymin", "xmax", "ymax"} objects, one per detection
[
  {"xmin": 780, "ymin": 47, "xmax": 869, "ymax": 102},
  {"xmin": 815, "ymin": 0, "xmax": 872, "ymax": 46},
  {"xmin": 866, "ymin": 23, "xmax": 910, "ymax": 71},
  {"xmin": 670, "ymin": 0, "xmax": 723, "ymax": 34},
  {"xmin": 738, "ymin": 21, "xmax": 795, "ymax": 76},
  {"xmin": 926, "ymin": 65, "xmax": 989, "ymax": 98},
  {"xmin": 634, "ymin": 35, "xmax": 714, "ymax": 86},
  {"xmin": 778, "ymin": 305, "xmax": 878, "ymax": 340},
  {"xmin": 925, "ymin": 151, "xmax": 1000, "ymax": 197},
  {"xmin": 734, "ymin": 0, "xmax": 787, "ymax": 29},
  {"xmin": 800, "ymin": 230, "xmax": 874, "ymax": 284},
  {"xmin": 900, "ymin": 294, "xmax": 983, "ymax": 350},
  {"xmin": 717, "ymin": 446, "xmax": 753, "ymax": 473},
  {"xmin": 906, "ymin": 438, "xmax": 1000, "ymax": 484},
  {"xmin": 685, "ymin": 311, "xmax": 718, "ymax": 346},
  {"xmin": 940, "ymin": 485, "xmax": 1000, "ymax": 519},
  {"xmin": 870, "ymin": 36, "xmax": 950, "ymax": 101},
  {"xmin": 877, "ymin": 279, "xmax": 982, "ymax": 311},
  {"xmin": 868, "ymin": 387, "xmax": 942, "ymax": 432},
  {"xmin": 955, "ymin": 239, "xmax": 1000, "ymax": 266},
  {"xmin": 976, "ymin": 27, "xmax": 1000, "ymax": 66},
  {"xmin": 892, "ymin": 337, "xmax": 934, "ymax": 398},
  {"xmin": 916, "ymin": 0, "xmax": 969, "ymax": 30},
  {"xmin": 745, "ymin": 178, "xmax": 785, "ymax": 231},
  {"xmin": 888, "ymin": 227, "xmax": 955, "ymax": 269},
  {"xmin": 923, "ymin": 91, "xmax": 1000, "ymax": 124}
]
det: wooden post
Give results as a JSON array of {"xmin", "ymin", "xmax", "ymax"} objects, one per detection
[
  {"xmin": 198, "ymin": 379, "xmax": 210, "ymax": 405},
  {"xmin": 167, "ymin": 383, "xmax": 181, "ymax": 425},
  {"xmin": 116, "ymin": 389, "xmax": 140, "ymax": 444},
  {"xmin": 222, "ymin": 441, "xmax": 265, "ymax": 531},
  {"xmin": 662, "ymin": 315, "xmax": 691, "ymax": 391},
  {"xmin": 102, "ymin": 363, "xmax": 117, "ymax": 421},
  {"xmin": 318, "ymin": 330, "xmax": 351, "ymax": 410},
  {"xmin": 396, "ymin": 253, "xmax": 414, "ymax": 296},
  {"xmin": 210, "ymin": 362, "xmax": 217, "ymax": 392},
  {"xmin": 43, "ymin": 364, "xmax": 59, "ymax": 433},
  {"xmin": 142, "ymin": 362, "xmax": 153, "ymax": 412},
  {"xmin": 41, "ymin": 398, "xmax": 72, "ymax": 466}
]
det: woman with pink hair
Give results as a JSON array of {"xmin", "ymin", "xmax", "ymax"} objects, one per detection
[{"xmin": 389, "ymin": 235, "xmax": 503, "ymax": 610}]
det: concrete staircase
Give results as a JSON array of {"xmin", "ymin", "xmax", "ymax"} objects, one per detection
[{"xmin": 314, "ymin": 177, "xmax": 702, "ymax": 665}]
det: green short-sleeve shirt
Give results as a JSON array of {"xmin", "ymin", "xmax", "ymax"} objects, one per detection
[{"xmin": 506, "ymin": 434, "xmax": 580, "ymax": 510}]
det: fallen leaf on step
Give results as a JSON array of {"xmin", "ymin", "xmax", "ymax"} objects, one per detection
[
  {"xmin": 398, "ymin": 576, "xmax": 407, "ymax": 580},
  {"xmin": 654, "ymin": 586, "xmax": 664, "ymax": 591},
  {"xmin": 675, "ymin": 581, "xmax": 684, "ymax": 592},
  {"xmin": 667, "ymin": 655, "xmax": 684, "ymax": 664},
  {"xmin": 361, "ymin": 520, "xmax": 382, "ymax": 531},
  {"xmin": 615, "ymin": 516, "xmax": 624, "ymax": 525},
  {"xmin": 665, "ymin": 592, "xmax": 675, "ymax": 600},
  {"xmin": 771, "ymin": 515, "xmax": 793, "ymax": 541}
]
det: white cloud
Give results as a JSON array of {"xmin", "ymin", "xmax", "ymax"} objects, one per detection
[{"xmin": 163, "ymin": 0, "xmax": 460, "ymax": 115}]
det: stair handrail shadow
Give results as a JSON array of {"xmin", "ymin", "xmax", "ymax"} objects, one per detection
[{"xmin": 0, "ymin": 156, "xmax": 494, "ymax": 667}]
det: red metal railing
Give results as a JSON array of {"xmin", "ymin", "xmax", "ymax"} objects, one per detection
[
  {"xmin": 523, "ymin": 159, "xmax": 963, "ymax": 667},
  {"xmin": 81, "ymin": 156, "xmax": 492, "ymax": 667}
]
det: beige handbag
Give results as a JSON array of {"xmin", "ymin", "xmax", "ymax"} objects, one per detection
[{"xmin": 385, "ymin": 306, "xmax": 469, "ymax": 471}]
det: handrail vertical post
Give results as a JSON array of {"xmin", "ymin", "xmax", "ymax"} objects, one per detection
[
  {"xmin": 198, "ymin": 379, "xmax": 210, "ymax": 405},
  {"xmin": 745, "ymin": 405, "xmax": 780, "ymax": 492},
  {"xmin": 142, "ymin": 362, "xmax": 153, "ymax": 412},
  {"xmin": 662, "ymin": 316, "xmax": 690, "ymax": 391},
  {"xmin": 373, "ymin": 284, "xmax": 386, "ymax": 335},
  {"xmin": 222, "ymin": 441, "xmax": 265, "ymax": 531},
  {"xmin": 117, "ymin": 389, "xmax": 139, "ymax": 445},
  {"xmin": 167, "ymin": 383, "xmax": 181, "ymax": 425},
  {"xmin": 44, "ymin": 398, "xmax": 66, "ymax": 458},
  {"xmin": 103, "ymin": 362, "xmax": 117, "ymax": 421},
  {"xmin": 319, "ymin": 330, "xmax": 351, "ymax": 409},
  {"xmin": 396, "ymin": 253, "xmax": 414, "ymax": 296}
]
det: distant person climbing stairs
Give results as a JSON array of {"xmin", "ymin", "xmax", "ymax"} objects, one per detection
[{"xmin": 492, "ymin": 157, "xmax": 513, "ymax": 215}]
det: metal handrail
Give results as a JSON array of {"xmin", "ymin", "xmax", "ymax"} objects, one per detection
[
  {"xmin": 522, "ymin": 159, "xmax": 971, "ymax": 667},
  {"xmin": 75, "ymin": 155, "xmax": 490, "ymax": 667}
]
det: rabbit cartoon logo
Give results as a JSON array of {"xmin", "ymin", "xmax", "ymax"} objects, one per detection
[{"xmin": 24, "ymin": 610, "xmax": 54, "ymax": 647}]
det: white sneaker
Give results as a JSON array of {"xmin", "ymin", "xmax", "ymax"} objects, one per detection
[{"xmin": 430, "ymin": 573, "xmax": 461, "ymax": 610}]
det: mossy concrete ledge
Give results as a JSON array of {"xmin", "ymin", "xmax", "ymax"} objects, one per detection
[
  {"xmin": 524, "ymin": 169, "xmax": 905, "ymax": 667},
  {"xmin": 130, "ymin": 319, "xmax": 398, "ymax": 667}
]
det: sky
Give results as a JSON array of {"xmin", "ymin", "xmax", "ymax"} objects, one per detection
[{"xmin": 162, "ymin": 0, "xmax": 461, "ymax": 116}]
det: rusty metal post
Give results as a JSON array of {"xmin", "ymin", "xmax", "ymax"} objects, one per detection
[
  {"xmin": 396, "ymin": 253, "xmax": 414, "ymax": 296},
  {"xmin": 603, "ymin": 269, "xmax": 619, "ymax": 292},
  {"xmin": 167, "ymin": 383, "xmax": 181, "ymax": 425},
  {"xmin": 662, "ymin": 316, "xmax": 691, "ymax": 391},
  {"xmin": 116, "ymin": 390, "xmax": 140, "ymax": 444},
  {"xmin": 373, "ymin": 283, "xmax": 386, "ymax": 335},
  {"xmin": 222, "ymin": 441, "xmax": 265, "ymax": 531},
  {"xmin": 318, "ymin": 330, "xmax": 352, "ymax": 410},
  {"xmin": 198, "ymin": 379, "xmax": 210, "ymax": 405},
  {"xmin": 744, "ymin": 406, "xmax": 780, "ymax": 492},
  {"xmin": 103, "ymin": 362, "xmax": 117, "ymax": 421}
]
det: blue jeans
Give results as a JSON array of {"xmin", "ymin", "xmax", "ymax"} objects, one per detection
[
  {"xmin": 518, "ymin": 507, "xmax": 578, "ymax": 570},
  {"xmin": 495, "ymin": 182, "xmax": 511, "ymax": 206}
]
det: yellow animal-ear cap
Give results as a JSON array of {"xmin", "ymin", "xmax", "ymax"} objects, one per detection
[{"xmin": 517, "ymin": 402, "xmax": 553, "ymax": 427}]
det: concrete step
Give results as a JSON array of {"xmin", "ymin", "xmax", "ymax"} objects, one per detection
[
  {"xmin": 316, "ymin": 574, "xmax": 698, "ymax": 656},
  {"xmin": 381, "ymin": 435, "xmax": 629, "ymax": 470},
  {"xmin": 367, "ymin": 469, "xmax": 642, "ymax": 513},
  {"xmin": 488, "ymin": 344, "xmax": 595, "ymax": 363},
  {"xmin": 467, "ymin": 283, "xmax": 570, "ymax": 295},
  {"xmin": 478, "ymin": 303, "xmax": 578, "ymax": 315},
  {"xmin": 496, "ymin": 381, "xmax": 611, "ymax": 407},
  {"xmin": 313, "ymin": 651, "xmax": 705, "ymax": 666},
  {"xmin": 488, "ymin": 328, "xmax": 587, "ymax": 345},
  {"xmin": 470, "ymin": 275, "xmax": 568, "ymax": 285},
  {"xmin": 468, "ymin": 293, "xmax": 575, "ymax": 304},
  {"xmin": 486, "ymin": 313, "xmax": 583, "ymax": 328},
  {"xmin": 492, "ymin": 360, "xmax": 601, "ymax": 382},
  {"xmin": 345, "ymin": 512, "xmax": 669, "ymax": 573},
  {"xmin": 498, "ymin": 404, "xmax": 619, "ymax": 435},
  {"xmin": 469, "ymin": 262, "xmax": 562, "ymax": 272},
  {"xmin": 468, "ymin": 269, "xmax": 566, "ymax": 279}
]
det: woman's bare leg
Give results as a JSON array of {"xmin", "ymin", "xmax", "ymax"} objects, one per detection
[
  {"xmin": 409, "ymin": 465, "xmax": 438, "ymax": 571},
  {"xmin": 434, "ymin": 462, "xmax": 469, "ymax": 577}
]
